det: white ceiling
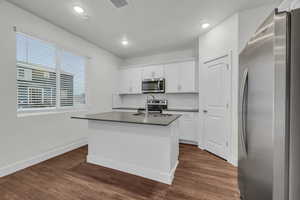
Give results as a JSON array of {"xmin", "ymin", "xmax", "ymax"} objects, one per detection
[{"xmin": 7, "ymin": 0, "xmax": 280, "ymax": 59}]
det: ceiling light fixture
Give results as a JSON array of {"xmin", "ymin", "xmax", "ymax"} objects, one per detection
[
  {"xmin": 121, "ymin": 40, "xmax": 129, "ymax": 46},
  {"xmin": 202, "ymin": 23, "xmax": 210, "ymax": 29},
  {"xmin": 73, "ymin": 6, "xmax": 85, "ymax": 14}
]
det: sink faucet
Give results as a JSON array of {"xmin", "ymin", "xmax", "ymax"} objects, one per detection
[{"xmin": 149, "ymin": 94, "xmax": 155, "ymax": 100}]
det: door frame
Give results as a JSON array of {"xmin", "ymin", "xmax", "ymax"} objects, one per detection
[{"xmin": 199, "ymin": 50, "xmax": 233, "ymax": 163}]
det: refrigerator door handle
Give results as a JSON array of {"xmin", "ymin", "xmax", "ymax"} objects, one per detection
[{"xmin": 241, "ymin": 69, "xmax": 248, "ymax": 155}]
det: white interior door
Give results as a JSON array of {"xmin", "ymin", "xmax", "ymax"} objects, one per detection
[{"xmin": 202, "ymin": 55, "xmax": 231, "ymax": 160}]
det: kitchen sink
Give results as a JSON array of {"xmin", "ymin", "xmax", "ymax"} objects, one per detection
[
  {"xmin": 132, "ymin": 112, "xmax": 173, "ymax": 117},
  {"xmin": 132, "ymin": 113, "xmax": 144, "ymax": 116}
]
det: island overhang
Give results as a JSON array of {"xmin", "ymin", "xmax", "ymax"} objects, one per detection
[{"xmin": 71, "ymin": 111, "xmax": 181, "ymax": 126}]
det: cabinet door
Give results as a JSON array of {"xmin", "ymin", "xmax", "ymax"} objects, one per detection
[
  {"xmin": 164, "ymin": 63, "xmax": 179, "ymax": 93},
  {"xmin": 179, "ymin": 60, "xmax": 196, "ymax": 93},
  {"xmin": 165, "ymin": 111, "xmax": 199, "ymax": 143},
  {"xmin": 119, "ymin": 68, "xmax": 142, "ymax": 94},
  {"xmin": 179, "ymin": 119, "xmax": 198, "ymax": 142},
  {"xmin": 164, "ymin": 60, "xmax": 197, "ymax": 94},
  {"xmin": 130, "ymin": 68, "xmax": 142, "ymax": 94},
  {"xmin": 119, "ymin": 69, "xmax": 130, "ymax": 94},
  {"xmin": 142, "ymin": 65, "xmax": 164, "ymax": 79}
]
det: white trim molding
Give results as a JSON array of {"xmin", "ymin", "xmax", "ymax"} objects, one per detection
[
  {"xmin": 0, "ymin": 138, "xmax": 88, "ymax": 177},
  {"xmin": 230, "ymin": 158, "xmax": 238, "ymax": 167},
  {"xmin": 87, "ymin": 155, "xmax": 178, "ymax": 185},
  {"xmin": 120, "ymin": 57, "xmax": 196, "ymax": 69}
]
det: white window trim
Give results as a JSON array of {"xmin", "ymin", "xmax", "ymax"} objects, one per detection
[
  {"xmin": 17, "ymin": 107, "xmax": 88, "ymax": 118},
  {"xmin": 16, "ymin": 32, "xmax": 88, "ymax": 115}
]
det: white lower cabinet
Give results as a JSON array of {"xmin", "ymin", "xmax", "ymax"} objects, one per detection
[
  {"xmin": 112, "ymin": 109, "xmax": 199, "ymax": 145},
  {"xmin": 179, "ymin": 118, "xmax": 197, "ymax": 142},
  {"xmin": 165, "ymin": 111, "xmax": 199, "ymax": 145}
]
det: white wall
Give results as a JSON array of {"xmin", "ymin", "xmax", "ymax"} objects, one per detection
[
  {"xmin": 293, "ymin": 0, "xmax": 300, "ymax": 8},
  {"xmin": 279, "ymin": 0, "xmax": 300, "ymax": 11},
  {"xmin": 0, "ymin": 1, "xmax": 122, "ymax": 176},
  {"xmin": 239, "ymin": 3, "xmax": 279, "ymax": 52},
  {"xmin": 198, "ymin": 3, "xmax": 280, "ymax": 166}
]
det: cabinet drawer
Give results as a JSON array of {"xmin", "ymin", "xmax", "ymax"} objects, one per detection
[
  {"xmin": 165, "ymin": 111, "xmax": 198, "ymax": 120},
  {"xmin": 181, "ymin": 113, "xmax": 196, "ymax": 120}
]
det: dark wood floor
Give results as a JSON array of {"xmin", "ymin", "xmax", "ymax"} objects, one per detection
[{"xmin": 0, "ymin": 144, "xmax": 239, "ymax": 200}]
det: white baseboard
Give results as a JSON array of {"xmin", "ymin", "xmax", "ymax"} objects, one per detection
[
  {"xmin": 198, "ymin": 145, "xmax": 238, "ymax": 167},
  {"xmin": 0, "ymin": 138, "xmax": 88, "ymax": 177},
  {"xmin": 179, "ymin": 139, "xmax": 198, "ymax": 146},
  {"xmin": 228, "ymin": 157, "xmax": 238, "ymax": 167},
  {"xmin": 87, "ymin": 154, "xmax": 178, "ymax": 185}
]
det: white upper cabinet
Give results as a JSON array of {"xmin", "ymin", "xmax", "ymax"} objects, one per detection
[
  {"xmin": 119, "ymin": 68, "xmax": 142, "ymax": 94},
  {"xmin": 164, "ymin": 60, "xmax": 198, "ymax": 93},
  {"xmin": 141, "ymin": 65, "xmax": 164, "ymax": 79},
  {"xmin": 118, "ymin": 60, "xmax": 198, "ymax": 94},
  {"xmin": 164, "ymin": 62, "xmax": 180, "ymax": 93},
  {"xmin": 119, "ymin": 69, "xmax": 129, "ymax": 94},
  {"xmin": 179, "ymin": 61, "xmax": 197, "ymax": 92}
]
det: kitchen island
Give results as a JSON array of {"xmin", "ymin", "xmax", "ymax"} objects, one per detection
[{"xmin": 72, "ymin": 111, "xmax": 181, "ymax": 184}]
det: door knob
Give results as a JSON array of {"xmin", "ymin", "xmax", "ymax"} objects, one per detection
[{"xmin": 203, "ymin": 110, "xmax": 208, "ymax": 113}]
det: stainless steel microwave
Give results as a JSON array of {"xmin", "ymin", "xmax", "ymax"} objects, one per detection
[{"xmin": 142, "ymin": 78, "xmax": 165, "ymax": 94}]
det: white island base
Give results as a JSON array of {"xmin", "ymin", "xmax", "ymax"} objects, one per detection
[{"xmin": 87, "ymin": 120, "xmax": 179, "ymax": 185}]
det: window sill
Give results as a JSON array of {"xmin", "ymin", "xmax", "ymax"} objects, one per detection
[{"xmin": 17, "ymin": 108, "xmax": 88, "ymax": 118}]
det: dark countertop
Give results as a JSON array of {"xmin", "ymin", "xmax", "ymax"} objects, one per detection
[
  {"xmin": 71, "ymin": 111, "xmax": 181, "ymax": 126},
  {"xmin": 112, "ymin": 107, "xmax": 199, "ymax": 113}
]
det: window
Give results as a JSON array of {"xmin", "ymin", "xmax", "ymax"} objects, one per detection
[
  {"xmin": 16, "ymin": 33, "xmax": 86, "ymax": 112},
  {"xmin": 60, "ymin": 51, "xmax": 86, "ymax": 107}
]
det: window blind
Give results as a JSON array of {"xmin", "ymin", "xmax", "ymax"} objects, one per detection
[
  {"xmin": 16, "ymin": 33, "xmax": 86, "ymax": 112},
  {"xmin": 60, "ymin": 50, "xmax": 86, "ymax": 107}
]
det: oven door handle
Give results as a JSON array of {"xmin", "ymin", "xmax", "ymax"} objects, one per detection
[{"xmin": 160, "ymin": 80, "xmax": 165, "ymax": 91}]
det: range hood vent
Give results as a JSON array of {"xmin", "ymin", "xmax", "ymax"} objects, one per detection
[{"xmin": 110, "ymin": 0, "xmax": 128, "ymax": 8}]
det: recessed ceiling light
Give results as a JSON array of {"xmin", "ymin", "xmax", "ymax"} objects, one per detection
[
  {"xmin": 121, "ymin": 40, "xmax": 129, "ymax": 46},
  {"xmin": 202, "ymin": 23, "xmax": 210, "ymax": 29},
  {"xmin": 73, "ymin": 6, "xmax": 85, "ymax": 14}
]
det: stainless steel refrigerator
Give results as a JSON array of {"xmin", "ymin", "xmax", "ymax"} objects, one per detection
[{"xmin": 238, "ymin": 8, "xmax": 300, "ymax": 200}]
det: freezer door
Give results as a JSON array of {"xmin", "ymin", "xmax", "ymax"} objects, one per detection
[
  {"xmin": 238, "ymin": 10, "xmax": 290, "ymax": 200},
  {"xmin": 289, "ymin": 8, "xmax": 300, "ymax": 200},
  {"xmin": 238, "ymin": 13, "xmax": 275, "ymax": 200}
]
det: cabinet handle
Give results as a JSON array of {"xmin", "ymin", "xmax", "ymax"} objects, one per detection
[{"xmin": 203, "ymin": 110, "xmax": 208, "ymax": 113}]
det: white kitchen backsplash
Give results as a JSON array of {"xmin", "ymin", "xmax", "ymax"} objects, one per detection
[{"xmin": 113, "ymin": 93, "xmax": 199, "ymax": 109}]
